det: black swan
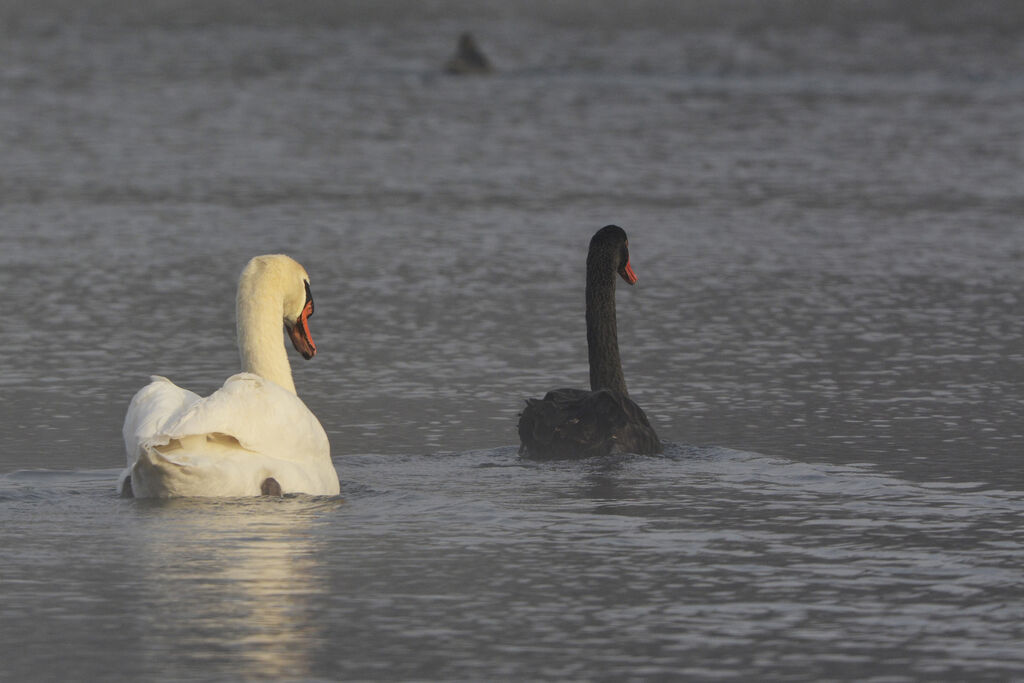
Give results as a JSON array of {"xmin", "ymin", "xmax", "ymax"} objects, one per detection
[{"xmin": 518, "ymin": 225, "xmax": 663, "ymax": 458}]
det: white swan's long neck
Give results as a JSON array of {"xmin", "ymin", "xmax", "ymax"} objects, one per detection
[{"xmin": 236, "ymin": 273, "xmax": 297, "ymax": 395}]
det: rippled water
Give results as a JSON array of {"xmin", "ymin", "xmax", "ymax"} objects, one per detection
[
  {"xmin": 3, "ymin": 451, "xmax": 1022, "ymax": 680},
  {"xmin": 2, "ymin": 1, "xmax": 1023, "ymax": 679}
]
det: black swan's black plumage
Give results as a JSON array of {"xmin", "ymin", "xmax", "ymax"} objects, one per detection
[{"xmin": 518, "ymin": 225, "xmax": 662, "ymax": 458}]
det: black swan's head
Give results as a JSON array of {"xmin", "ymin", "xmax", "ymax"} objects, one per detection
[{"xmin": 588, "ymin": 225, "xmax": 637, "ymax": 285}]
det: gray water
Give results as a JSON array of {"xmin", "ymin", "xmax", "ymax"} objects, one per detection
[{"xmin": 2, "ymin": 1, "xmax": 1023, "ymax": 680}]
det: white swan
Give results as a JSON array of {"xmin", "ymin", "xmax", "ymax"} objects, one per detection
[{"xmin": 119, "ymin": 254, "xmax": 341, "ymax": 498}]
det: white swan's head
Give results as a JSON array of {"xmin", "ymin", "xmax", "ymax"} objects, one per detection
[
  {"xmin": 238, "ymin": 254, "xmax": 317, "ymax": 360},
  {"xmin": 286, "ymin": 278, "xmax": 316, "ymax": 359}
]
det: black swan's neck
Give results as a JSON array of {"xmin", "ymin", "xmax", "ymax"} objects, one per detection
[{"xmin": 586, "ymin": 265, "xmax": 628, "ymax": 396}]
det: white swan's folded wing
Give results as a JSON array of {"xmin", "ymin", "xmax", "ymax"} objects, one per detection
[
  {"xmin": 156, "ymin": 373, "xmax": 329, "ymax": 462},
  {"xmin": 122, "ymin": 376, "xmax": 202, "ymax": 468}
]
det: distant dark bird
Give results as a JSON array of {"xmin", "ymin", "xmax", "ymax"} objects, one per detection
[
  {"xmin": 445, "ymin": 32, "xmax": 493, "ymax": 75},
  {"xmin": 518, "ymin": 225, "xmax": 663, "ymax": 458}
]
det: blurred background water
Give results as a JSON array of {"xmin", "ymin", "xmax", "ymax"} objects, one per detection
[{"xmin": 1, "ymin": 1, "xmax": 1022, "ymax": 680}]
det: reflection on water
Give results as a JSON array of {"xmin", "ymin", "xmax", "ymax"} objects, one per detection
[{"xmin": 126, "ymin": 496, "xmax": 343, "ymax": 680}]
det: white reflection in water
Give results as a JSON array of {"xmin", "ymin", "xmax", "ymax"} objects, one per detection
[{"xmin": 129, "ymin": 496, "xmax": 341, "ymax": 679}]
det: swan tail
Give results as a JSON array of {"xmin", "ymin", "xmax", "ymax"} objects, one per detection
[
  {"xmin": 128, "ymin": 434, "xmax": 261, "ymax": 498},
  {"xmin": 127, "ymin": 432, "xmax": 338, "ymax": 498}
]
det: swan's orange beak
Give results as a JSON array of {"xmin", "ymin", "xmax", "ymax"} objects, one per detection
[
  {"xmin": 619, "ymin": 260, "xmax": 638, "ymax": 285},
  {"xmin": 287, "ymin": 285, "xmax": 316, "ymax": 360}
]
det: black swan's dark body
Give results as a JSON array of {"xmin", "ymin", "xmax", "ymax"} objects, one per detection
[{"xmin": 518, "ymin": 225, "xmax": 662, "ymax": 458}]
